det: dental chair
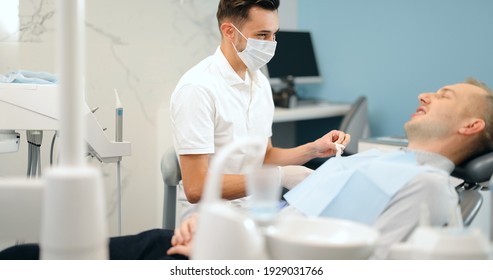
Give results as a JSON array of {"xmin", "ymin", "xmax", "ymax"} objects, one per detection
[
  {"xmin": 452, "ymin": 150, "xmax": 493, "ymax": 226},
  {"xmin": 338, "ymin": 96, "xmax": 371, "ymax": 156},
  {"xmin": 160, "ymin": 148, "xmax": 181, "ymax": 230}
]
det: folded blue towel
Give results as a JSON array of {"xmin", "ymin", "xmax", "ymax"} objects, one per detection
[{"xmin": 0, "ymin": 70, "xmax": 58, "ymax": 84}]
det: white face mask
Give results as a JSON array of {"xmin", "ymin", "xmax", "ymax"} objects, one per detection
[{"xmin": 231, "ymin": 24, "xmax": 277, "ymax": 71}]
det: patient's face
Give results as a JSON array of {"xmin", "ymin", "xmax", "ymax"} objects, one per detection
[{"xmin": 405, "ymin": 83, "xmax": 487, "ymax": 139}]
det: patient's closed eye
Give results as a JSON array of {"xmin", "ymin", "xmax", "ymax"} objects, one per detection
[{"xmin": 437, "ymin": 88, "xmax": 456, "ymax": 99}]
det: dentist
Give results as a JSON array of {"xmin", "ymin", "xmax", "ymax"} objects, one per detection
[{"xmin": 170, "ymin": 0, "xmax": 350, "ymax": 221}]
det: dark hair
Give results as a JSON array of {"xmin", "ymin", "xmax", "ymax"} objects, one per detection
[{"xmin": 216, "ymin": 0, "xmax": 280, "ymax": 28}]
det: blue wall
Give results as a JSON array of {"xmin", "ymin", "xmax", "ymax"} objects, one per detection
[{"xmin": 297, "ymin": 0, "xmax": 493, "ymax": 136}]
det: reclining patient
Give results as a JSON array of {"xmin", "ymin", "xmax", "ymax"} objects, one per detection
[
  {"xmin": 281, "ymin": 78, "xmax": 493, "ymax": 259},
  {"xmin": 1, "ymin": 78, "xmax": 492, "ymax": 260}
]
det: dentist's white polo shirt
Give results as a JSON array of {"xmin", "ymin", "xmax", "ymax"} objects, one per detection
[{"xmin": 170, "ymin": 47, "xmax": 274, "ymax": 221}]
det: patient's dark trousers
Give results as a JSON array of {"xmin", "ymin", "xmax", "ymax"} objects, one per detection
[{"xmin": 0, "ymin": 229, "xmax": 188, "ymax": 260}]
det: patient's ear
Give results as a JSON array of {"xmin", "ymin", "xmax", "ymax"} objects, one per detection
[{"xmin": 458, "ymin": 118, "xmax": 485, "ymax": 135}]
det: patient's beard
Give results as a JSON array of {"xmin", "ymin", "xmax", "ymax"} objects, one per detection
[{"xmin": 404, "ymin": 120, "xmax": 449, "ymax": 144}]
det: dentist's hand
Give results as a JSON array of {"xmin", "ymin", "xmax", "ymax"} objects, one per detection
[
  {"xmin": 167, "ymin": 213, "xmax": 198, "ymax": 257},
  {"xmin": 313, "ymin": 130, "xmax": 350, "ymax": 158},
  {"xmin": 279, "ymin": 165, "xmax": 314, "ymax": 190}
]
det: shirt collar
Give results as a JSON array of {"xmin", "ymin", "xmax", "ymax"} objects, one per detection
[
  {"xmin": 400, "ymin": 147, "xmax": 455, "ymax": 174},
  {"xmin": 214, "ymin": 46, "xmax": 261, "ymax": 87}
]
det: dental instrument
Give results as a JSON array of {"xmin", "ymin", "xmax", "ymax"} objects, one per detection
[
  {"xmin": 114, "ymin": 89, "xmax": 123, "ymax": 143},
  {"xmin": 114, "ymin": 88, "xmax": 123, "ymax": 236}
]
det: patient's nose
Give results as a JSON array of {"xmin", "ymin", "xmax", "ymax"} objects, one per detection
[{"xmin": 418, "ymin": 93, "xmax": 431, "ymax": 104}]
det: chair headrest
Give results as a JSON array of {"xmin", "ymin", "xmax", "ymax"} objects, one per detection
[{"xmin": 452, "ymin": 151, "xmax": 493, "ymax": 183}]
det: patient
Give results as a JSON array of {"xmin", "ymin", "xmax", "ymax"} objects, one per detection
[
  {"xmin": 1, "ymin": 78, "xmax": 492, "ymax": 260},
  {"xmin": 282, "ymin": 79, "xmax": 493, "ymax": 259}
]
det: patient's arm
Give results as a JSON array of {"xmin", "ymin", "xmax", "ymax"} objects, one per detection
[
  {"xmin": 371, "ymin": 172, "xmax": 456, "ymax": 259},
  {"xmin": 166, "ymin": 213, "xmax": 198, "ymax": 256}
]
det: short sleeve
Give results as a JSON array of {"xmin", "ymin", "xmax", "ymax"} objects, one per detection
[{"xmin": 171, "ymin": 84, "xmax": 215, "ymax": 155}]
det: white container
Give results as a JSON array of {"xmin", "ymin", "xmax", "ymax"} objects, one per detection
[
  {"xmin": 40, "ymin": 167, "xmax": 108, "ymax": 260},
  {"xmin": 265, "ymin": 216, "xmax": 379, "ymax": 260}
]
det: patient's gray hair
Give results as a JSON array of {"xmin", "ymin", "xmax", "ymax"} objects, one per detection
[{"xmin": 465, "ymin": 77, "xmax": 493, "ymax": 155}]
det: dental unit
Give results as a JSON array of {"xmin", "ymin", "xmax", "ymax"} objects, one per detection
[{"xmin": 0, "ymin": 83, "xmax": 131, "ymax": 164}]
